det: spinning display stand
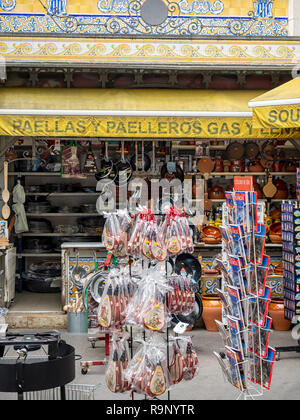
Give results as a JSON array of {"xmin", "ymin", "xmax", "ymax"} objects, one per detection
[
  {"xmin": 214, "ymin": 176, "xmax": 276, "ymax": 400},
  {"xmin": 81, "ymin": 206, "xmax": 200, "ymax": 399}
]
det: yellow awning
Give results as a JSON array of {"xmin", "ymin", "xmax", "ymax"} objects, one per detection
[
  {"xmin": 1, "ymin": 87, "xmax": 300, "ymax": 138},
  {"xmin": 249, "ymin": 78, "xmax": 300, "ymax": 129}
]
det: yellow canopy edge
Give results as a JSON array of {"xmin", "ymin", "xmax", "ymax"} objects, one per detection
[
  {"xmin": 249, "ymin": 78, "xmax": 300, "ymax": 129},
  {"xmin": 0, "ymin": 87, "xmax": 300, "ymax": 138}
]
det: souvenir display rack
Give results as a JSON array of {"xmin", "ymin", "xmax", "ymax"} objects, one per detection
[
  {"xmin": 214, "ymin": 177, "xmax": 276, "ymax": 399},
  {"xmin": 82, "ymin": 207, "xmax": 200, "ymax": 400}
]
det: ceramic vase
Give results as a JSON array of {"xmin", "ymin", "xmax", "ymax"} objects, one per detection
[{"xmin": 201, "ymin": 295, "xmax": 222, "ymax": 332}]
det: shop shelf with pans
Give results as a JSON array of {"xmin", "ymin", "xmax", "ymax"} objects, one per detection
[
  {"xmin": 26, "ymin": 213, "xmax": 100, "ymax": 217},
  {"xmin": 21, "ymin": 233, "xmax": 100, "ymax": 237},
  {"xmin": 25, "ymin": 193, "xmax": 99, "ymax": 197},
  {"xmin": 17, "ymin": 253, "xmax": 61, "ymax": 257},
  {"xmin": 9, "ymin": 172, "xmax": 97, "ymax": 176}
]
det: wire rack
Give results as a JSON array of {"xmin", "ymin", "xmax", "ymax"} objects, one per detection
[{"xmin": 24, "ymin": 383, "xmax": 100, "ymax": 401}]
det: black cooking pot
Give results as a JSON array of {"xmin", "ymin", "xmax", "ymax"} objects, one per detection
[{"xmin": 175, "ymin": 253, "xmax": 202, "ymax": 289}]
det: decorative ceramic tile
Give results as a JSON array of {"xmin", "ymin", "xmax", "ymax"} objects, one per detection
[
  {"xmin": 1, "ymin": 36, "xmax": 298, "ymax": 67},
  {"xmin": 0, "ymin": 0, "xmax": 288, "ymax": 36}
]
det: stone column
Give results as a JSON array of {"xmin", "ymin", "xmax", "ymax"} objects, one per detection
[{"xmin": 289, "ymin": 0, "xmax": 300, "ymax": 36}]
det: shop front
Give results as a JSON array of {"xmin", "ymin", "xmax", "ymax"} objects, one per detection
[{"xmin": 0, "ymin": 85, "xmax": 299, "ymax": 330}]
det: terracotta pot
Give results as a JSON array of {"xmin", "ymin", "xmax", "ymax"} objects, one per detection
[
  {"xmin": 202, "ymin": 226, "xmax": 222, "ymax": 244},
  {"xmin": 273, "ymin": 178, "xmax": 288, "ymax": 199},
  {"xmin": 272, "ymin": 160, "xmax": 284, "ymax": 172},
  {"xmin": 269, "ymin": 233, "xmax": 282, "ymax": 244},
  {"xmin": 269, "ymin": 222, "xmax": 282, "ymax": 235},
  {"xmin": 248, "ymin": 160, "xmax": 264, "ymax": 173},
  {"xmin": 208, "ymin": 185, "xmax": 225, "ymax": 200},
  {"xmin": 201, "ymin": 296, "xmax": 223, "ymax": 331},
  {"xmin": 268, "ymin": 299, "xmax": 291, "ymax": 331},
  {"xmin": 285, "ymin": 160, "xmax": 297, "ymax": 173},
  {"xmin": 214, "ymin": 157, "xmax": 224, "ymax": 172},
  {"xmin": 270, "ymin": 209, "xmax": 281, "ymax": 220},
  {"xmin": 274, "ymin": 262, "xmax": 283, "ymax": 275}
]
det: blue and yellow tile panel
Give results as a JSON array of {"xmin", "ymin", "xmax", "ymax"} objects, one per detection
[{"xmin": 0, "ymin": 0, "xmax": 289, "ymax": 36}]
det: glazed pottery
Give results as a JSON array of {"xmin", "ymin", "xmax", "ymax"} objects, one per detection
[
  {"xmin": 268, "ymin": 299, "xmax": 291, "ymax": 331},
  {"xmin": 248, "ymin": 160, "xmax": 264, "ymax": 173},
  {"xmin": 274, "ymin": 262, "xmax": 283, "ymax": 275},
  {"xmin": 272, "ymin": 160, "xmax": 284, "ymax": 172},
  {"xmin": 285, "ymin": 160, "xmax": 297, "ymax": 173},
  {"xmin": 202, "ymin": 226, "xmax": 222, "ymax": 244},
  {"xmin": 214, "ymin": 157, "xmax": 224, "ymax": 172},
  {"xmin": 201, "ymin": 296, "xmax": 222, "ymax": 332},
  {"xmin": 273, "ymin": 178, "xmax": 288, "ymax": 199},
  {"xmin": 270, "ymin": 209, "xmax": 281, "ymax": 221},
  {"xmin": 208, "ymin": 185, "xmax": 225, "ymax": 200}
]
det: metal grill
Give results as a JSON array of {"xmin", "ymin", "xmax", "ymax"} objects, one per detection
[{"xmin": 24, "ymin": 384, "xmax": 100, "ymax": 400}]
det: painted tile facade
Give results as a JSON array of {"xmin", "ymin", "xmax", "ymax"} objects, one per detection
[{"xmin": 0, "ymin": 0, "xmax": 288, "ymax": 36}]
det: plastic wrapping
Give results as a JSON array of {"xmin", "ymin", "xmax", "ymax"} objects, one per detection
[
  {"xmin": 127, "ymin": 206, "xmax": 192, "ymax": 261},
  {"xmin": 124, "ymin": 269, "xmax": 171, "ymax": 332},
  {"xmin": 97, "ymin": 267, "xmax": 135, "ymax": 330},
  {"xmin": 105, "ymin": 334, "xmax": 131, "ymax": 393},
  {"xmin": 124, "ymin": 334, "xmax": 170, "ymax": 398},
  {"xmin": 167, "ymin": 274, "xmax": 195, "ymax": 316}
]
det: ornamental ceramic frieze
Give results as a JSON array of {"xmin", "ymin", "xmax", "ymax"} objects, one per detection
[
  {"xmin": 0, "ymin": 0, "xmax": 288, "ymax": 37},
  {"xmin": 0, "ymin": 37, "xmax": 298, "ymax": 68}
]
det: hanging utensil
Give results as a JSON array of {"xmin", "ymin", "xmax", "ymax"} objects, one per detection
[
  {"xmin": 130, "ymin": 141, "xmax": 151, "ymax": 172},
  {"xmin": 197, "ymin": 144, "xmax": 215, "ymax": 174},
  {"xmin": 203, "ymin": 173, "xmax": 213, "ymax": 213},
  {"xmin": 245, "ymin": 142, "xmax": 259, "ymax": 161},
  {"xmin": 95, "ymin": 142, "xmax": 117, "ymax": 182},
  {"xmin": 72, "ymin": 249, "xmax": 87, "ymax": 291},
  {"xmin": 2, "ymin": 161, "xmax": 10, "ymax": 220},
  {"xmin": 115, "ymin": 141, "xmax": 133, "ymax": 186},
  {"xmin": 263, "ymin": 173, "xmax": 277, "ymax": 199},
  {"xmin": 226, "ymin": 142, "xmax": 245, "ymax": 160}
]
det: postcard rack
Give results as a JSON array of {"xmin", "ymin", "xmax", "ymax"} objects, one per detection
[{"xmin": 214, "ymin": 177, "xmax": 276, "ymax": 400}]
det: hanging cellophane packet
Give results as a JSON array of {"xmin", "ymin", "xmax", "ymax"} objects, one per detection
[
  {"xmin": 97, "ymin": 267, "xmax": 134, "ymax": 330},
  {"xmin": 124, "ymin": 269, "xmax": 171, "ymax": 332},
  {"xmin": 124, "ymin": 334, "xmax": 170, "ymax": 398},
  {"xmin": 102, "ymin": 212, "xmax": 120, "ymax": 253},
  {"xmin": 105, "ymin": 334, "xmax": 131, "ymax": 394},
  {"xmin": 167, "ymin": 273, "xmax": 195, "ymax": 316}
]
